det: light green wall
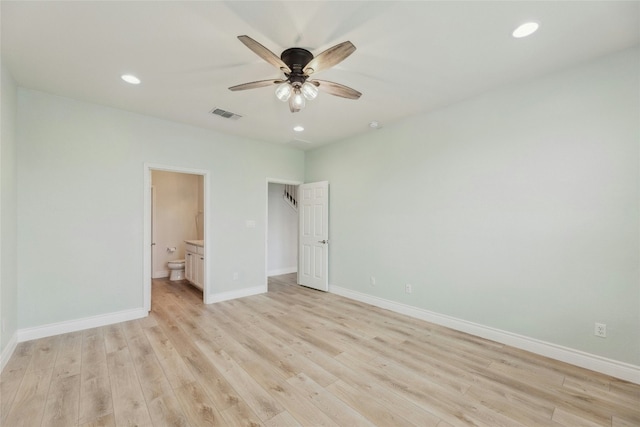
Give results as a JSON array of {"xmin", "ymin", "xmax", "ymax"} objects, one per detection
[
  {"xmin": 306, "ymin": 48, "xmax": 640, "ymax": 365},
  {"xmin": 16, "ymin": 89, "xmax": 304, "ymax": 328},
  {"xmin": 1, "ymin": 61, "xmax": 18, "ymax": 357},
  {"xmin": 7, "ymin": 46, "xmax": 639, "ymax": 369}
]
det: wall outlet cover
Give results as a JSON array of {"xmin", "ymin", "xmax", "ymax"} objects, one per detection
[{"xmin": 595, "ymin": 323, "xmax": 607, "ymax": 338}]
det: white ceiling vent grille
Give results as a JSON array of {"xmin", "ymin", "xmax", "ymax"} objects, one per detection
[{"xmin": 210, "ymin": 108, "xmax": 242, "ymax": 120}]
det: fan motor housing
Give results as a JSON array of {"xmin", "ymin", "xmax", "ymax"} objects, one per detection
[{"xmin": 281, "ymin": 48, "xmax": 313, "ymax": 74}]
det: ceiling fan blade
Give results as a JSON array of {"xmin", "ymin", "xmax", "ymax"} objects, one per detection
[
  {"xmin": 237, "ymin": 35, "xmax": 291, "ymax": 73},
  {"xmin": 303, "ymin": 41, "xmax": 356, "ymax": 75},
  {"xmin": 229, "ymin": 79, "xmax": 284, "ymax": 91},
  {"xmin": 312, "ymin": 80, "xmax": 362, "ymax": 99}
]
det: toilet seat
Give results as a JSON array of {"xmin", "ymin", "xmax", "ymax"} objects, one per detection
[{"xmin": 167, "ymin": 259, "xmax": 185, "ymax": 268}]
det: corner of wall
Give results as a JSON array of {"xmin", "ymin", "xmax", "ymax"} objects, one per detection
[
  {"xmin": 0, "ymin": 332, "xmax": 17, "ymax": 373},
  {"xmin": 0, "ymin": 59, "xmax": 19, "ymax": 363}
]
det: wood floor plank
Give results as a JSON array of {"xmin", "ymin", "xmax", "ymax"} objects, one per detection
[
  {"xmin": 78, "ymin": 372, "xmax": 113, "ymax": 426},
  {"xmin": 125, "ymin": 334, "xmax": 173, "ymax": 402},
  {"xmin": 79, "ymin": 327, "xmax": 113, "ymax": 425},
  {"xmin": 41, "ymin": 373, "xmax": 81, "ymax": 427},
  {"xmin": 219, "ymin": 398, "xmax": 264, "ymax": 427},
  {"xmin": 174, "ymin": 381, "xmax": 225, "ymax": 427},
  {"xmin": 26, "ymin": 335, "xmax": 61, "ymax": 373},
  {"xmin": 613, "ymin": 415, "xmax": 640, "ymax": 427},
  {"xmin": 78, "ymin": 412, "xmax": 115, "ymax": 427},
  {"xmin": 259, "ymin": 377, "xmax": 340, "ymax": 427},
  {"xmin": 3, "ymin": 368, "xmax": 53, "ymax": 426},
  {"xmin": 552, "ymin": 406, "xmax": 605, "ymax": 427},
  {"xmin": 213, "ymin": 302, "xmax": 339, "ymax": 387},
  {"xmin": 195, "ymin": 344, "xmax": 284, "ymax": 421},
  {"xmin": 106, "ymin": 347, "xmax": 153, "ymax": 426},
  {"xmin": 103, "ymin": 324, "xmax": 128, "ymax": 354},
  {"xmin": 142, "ymin": 325, "xmax": 196, "ymax": 390},
  {"xmin": 153, "ymin": 305, "xmax": 244, "ymax": 413},
  {"xmin": 146, "ymin": 392, "xmax": 190, "ymax": 427},
  {"xmin": 51, "ymin": 330, "xmax": 83, "ymax": 381},
  {"xmin": 336, "ymin": 349, "xmax": 516, "ymax": 427},
  {"xmin": 0, "ymin": 346, "xmax": 32, "ymax": 424},
  {"xmin": 1, "ymin": 274, "xmax": 638, "ymax": 427},
  {"xmin": 325, "ymin": 379, "xmax": 421, "ymax": 426},
  {"xmin": 123, "ymin": 328, "xmax": 191, "ymax": 426},
  {"xmin": 263, "ymin": 410, "xmax": 301, "ymax": 427},
  {"xmin": 286, "ymin": 373, "xmax": 374, "ymax": 427}
]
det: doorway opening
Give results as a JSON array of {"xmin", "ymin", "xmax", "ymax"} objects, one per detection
[
  {"xmin": 266, "ymin": 179, "xmax": 302, "ymax": 290},
  {"xmin": 144, "ymin": 164, "xmax": 209, "ymax": 311},
  {"xmin": 265, "ymin": 180, "xmax": 330, "ymax": 292}
]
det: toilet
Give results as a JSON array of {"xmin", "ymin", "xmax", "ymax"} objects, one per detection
[{"xmin": 167, "ymin": 259, "xmax": 185, "ymax": 281}]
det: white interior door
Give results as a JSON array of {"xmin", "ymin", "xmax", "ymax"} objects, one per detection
[{"xmin": 298, "ymin": 181, "xmax": 329, "ymax": 291}]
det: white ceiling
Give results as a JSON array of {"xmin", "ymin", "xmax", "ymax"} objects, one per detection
[{"xmin": 2, "ymin": 1, "xmax": 638, "ymax": 150}]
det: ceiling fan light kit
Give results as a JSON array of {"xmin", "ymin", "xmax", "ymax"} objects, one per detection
[
  {"xmin": 290, "ymin": 87, "xmax": 305, "ymax": 112},
  {"xmin": 230, "ymin": 35, "xmax": 362, "ymax": 113},
  {"xmin": 275, "ymin": 82, "xmax": 292, "ymax": 101},
  {"xmin": 300, "ymin": 81, "xmax": 318, "ymax": 100}
]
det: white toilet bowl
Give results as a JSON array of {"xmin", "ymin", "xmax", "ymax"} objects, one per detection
[{"xmin": 167, "ymin": 259, "xmax": 185, "ymax": 281}]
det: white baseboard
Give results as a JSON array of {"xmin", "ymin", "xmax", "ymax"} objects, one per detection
[
  {"xmin": 268, "ymin": 267, "xmax": 297, "ymax": 277},
  {"xmin": 206, "ymin": 285, "xmax": 266, "ymax": 304},
  {"xmin": 330, "ymin": 285, "xmax": 640, "ymax": 385},
  {"xmin": 0, "ymin": 332, "xmax": 18, "ymax": 374},
  {"xmin": 153, "ymin": 270, "xmax": 169, "ymax": 279},
  {"xmin": 17, "ymin": 307, "xmax": 148, "ymax": 343}
]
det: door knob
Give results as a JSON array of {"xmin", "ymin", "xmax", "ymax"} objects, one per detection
[{"xmin": 318, "ymin": 240, "xmax": 328, "ymax": 244}]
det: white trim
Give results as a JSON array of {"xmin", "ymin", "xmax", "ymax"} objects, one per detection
[
  {"xmin": 0, "ymin": 333, "xmax": 18, "ymax": 373},
  {"xmin": 144, "ymin": 163, "xmax": 210, "ymax": 311},
  {"xmin": 205, "ymin": 285, "xmax": 266, "ymax": 304},
  {"xmin": 16, "ymin": 308, "xmax": 147, "ymax": 342},
  {"xmin": 151, "ymin": 185, "xmax": 157, "ymax": 283},
  {"xmin": 268, "ymin": 267, "xmax": 297, "ymax": 277},
  {"xmin": 330, "ymin": 285, "xmax": 640, "ymax": 385}
]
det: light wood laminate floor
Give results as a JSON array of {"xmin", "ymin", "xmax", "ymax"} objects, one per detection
[{"xmin": 1, "ymin": 274, "xmax": 638, "ymax": 426}]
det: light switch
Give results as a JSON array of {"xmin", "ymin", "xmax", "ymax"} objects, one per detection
[{"xmin": 245, "ymin": 220, "xmax": 256, "ymax": 228}]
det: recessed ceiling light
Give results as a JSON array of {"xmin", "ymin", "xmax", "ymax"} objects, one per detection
[
  {"xmin": 512, "ymin": 22, "xmax": 539, "ymax": 38},
  {"xmin": 293, "ymin": 125, "xmax": 304, "ymax": 132},
  {"xmin": 121, "ymin": 74, "xmax": 141, "ymax": 85}
]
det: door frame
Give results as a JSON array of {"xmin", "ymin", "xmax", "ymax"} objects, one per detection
[
  {"xmin": 144, "ymin": 163, "xmax": 210, "ymax": 311},
  {"xmin": 265, "ymin": 178, "xmax": 303, "ymax": 289},
  {"xmin": 151, "ymin": 185, "xmax": 156, "ymax": 278}
]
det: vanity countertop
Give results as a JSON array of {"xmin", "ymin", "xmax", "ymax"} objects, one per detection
[{"xmin": 185, "ymin": 239, "xmax": 204, "ymax": 247}]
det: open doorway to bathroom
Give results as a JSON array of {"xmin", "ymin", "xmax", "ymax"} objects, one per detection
[
  {"xmin": 266, "ymin": 180, "xmax": 301, "ymax": 290},
  {"xmin": 151, "ymin": 170, "xmax": 204, "ymax": 278},
  {"xmin": 144, "ymin": 164, "xmax": 208, "ymax": 311}
]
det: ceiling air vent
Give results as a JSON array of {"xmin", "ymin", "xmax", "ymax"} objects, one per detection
[{"xmin": 210, "ymin": 108, "xmax": 242, "ymax": 120}]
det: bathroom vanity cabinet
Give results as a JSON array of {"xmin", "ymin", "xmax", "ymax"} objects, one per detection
[{"xmin": 185, "ymin": 240, "xmax": 204, "ymax": 290}]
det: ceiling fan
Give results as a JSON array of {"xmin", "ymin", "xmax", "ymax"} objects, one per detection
[{"xmin": 229, "ymin": 35, "xmax": 362, "ymax": 113}]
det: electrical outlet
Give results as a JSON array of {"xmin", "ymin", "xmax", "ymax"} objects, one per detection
[
  {"xmin": 233, "ymin": 272, "xmax": 239, "ymax": 280},
  {"xmin": 594, "ymin": 323, "xmax": 607, "ymax": 338},
  {"xmin": 370, "ymin": 276, "xmax": 376, "ymax": 286},
  {"xmin": 405, "ymin": 284, "xmax": 412, "ymax": 294}
]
